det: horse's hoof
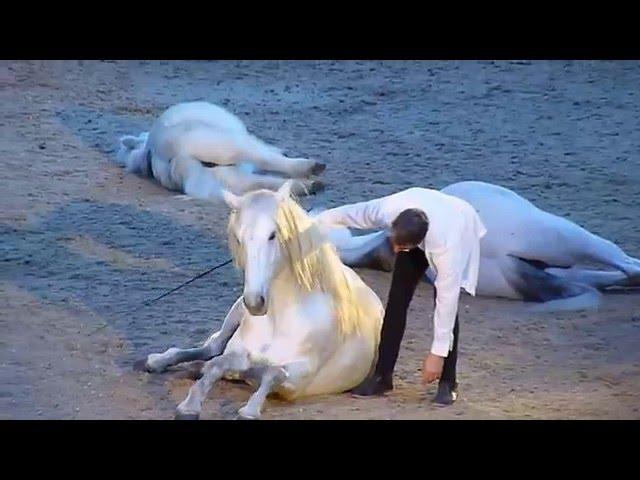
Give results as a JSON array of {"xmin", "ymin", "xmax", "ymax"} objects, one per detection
[
  {"xmin": 133, "ymin": 357, "xmax": 166, "ymax": 374},
  {"xmin": 308, "ymin": 180, "xmax": 325, "ymax": 195},
  {"xmin": 236, "ymin": 407, "xmax": 260, "ymax": 420},
  {"xmin": 235, "ymin": 414, "xmax": 259, "ymax": 420},
  {"xmin": 133, "ymin": 358, "xmax": 151, "ymax": 373},
  {"xmin": 311, "ymin": 162, "xmax": 327, "ymax": 176},
  {"xmin": 432, "ymin": 382, "xmax": 458, "ymax": 406},
  {"xmin": 626, "ymin": 270, "xmax": 640, "ymax": 286},
  {"xmin": 175, "ymin": 412, "xmax": 200, "ymax": 421}
]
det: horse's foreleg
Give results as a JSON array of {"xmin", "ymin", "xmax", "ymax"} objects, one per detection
[
  {"xmin": 201, "ymin": 298, "xmax": 245, "ymax": 355},
  {"xmin": 237, "ymin": 360, "xmax": 312, "ymax": 420},
  {"xmin": 324, "ymin": 227, "xmax": 395, "ymax": 272},
  {"xmin": 175, "ymin": 351, "xmax": 251, "ymax": 420},
  {"xmin": 136, "ymin": 298, "xmax": 244, "ymax": 373},
  {"xmin": 237, "ymin": 366, "xmax": 288, "ymax": 420}
]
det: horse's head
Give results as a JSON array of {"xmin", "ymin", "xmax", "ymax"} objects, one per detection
[
  {"xmin": 222, "ymin": 182, "xmax": 368, "ymax": 336},
  {"xmin": 222, "ymin": 182, "xmax": 296, "ymax": 316}
]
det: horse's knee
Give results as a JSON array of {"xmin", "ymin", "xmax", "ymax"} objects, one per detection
[
  {"xmin": 204, "ymin": 351, "xmax": 250, "ymax": 376},
  {"xmin": 263, "ymin": 365, "xmax": 288, "ymax": 384}
]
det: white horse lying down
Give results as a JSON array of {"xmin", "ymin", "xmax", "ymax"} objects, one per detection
[
  {"xmin": 320, "ymin": 181, "xmax": 640, "ymax": 303},
  {"xmin": 115, "ymin": 101, "xmax": 326, "ymax": 199},
  {"xmin": 136, "ymin": 181, "xmax": 383, "ymax": 420}
]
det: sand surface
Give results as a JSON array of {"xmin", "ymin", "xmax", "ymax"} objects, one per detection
[{"xmin": 1, "ymin": 60, "xmax": 639, "ymax": 419}]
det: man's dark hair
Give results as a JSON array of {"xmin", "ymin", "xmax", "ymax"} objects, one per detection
[{"xmin": 391, "ymin": 208, "xmax": 429, "ymax": 246}]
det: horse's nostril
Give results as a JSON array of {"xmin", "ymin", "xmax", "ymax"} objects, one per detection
[{"xmin": 243, "ymin": 294, "xmax": 266, "ymax": 313}]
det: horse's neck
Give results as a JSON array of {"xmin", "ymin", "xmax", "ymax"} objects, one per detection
[{"xmin": 269, "ymin": 265, "xmax": 308, "ymax": 309}]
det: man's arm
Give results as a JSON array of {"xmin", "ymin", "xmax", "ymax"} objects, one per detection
[
  {"xmin": 314, "ymin": 198, "xmax": 387, "ymax": 230},
  {"xmin": 430, "ymin": 250, "xmax": 463, "ymax": 358}
]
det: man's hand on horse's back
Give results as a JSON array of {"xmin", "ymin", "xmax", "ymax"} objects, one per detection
[{"xmin": 422, "ymin": 353, "xmax": 445, "ymax": 384}]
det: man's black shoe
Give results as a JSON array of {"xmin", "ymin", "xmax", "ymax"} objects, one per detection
[{"xmin": 432, "ymin": 381, "xmax": 458, "ymax": 406}]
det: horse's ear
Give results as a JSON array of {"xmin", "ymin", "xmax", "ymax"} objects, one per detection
[
  {"xmin": 221, "ymin": 189, "xmax": 240, "ymax": 210},
  {"xmin": 276, "ymin": 180, "xmax": 295, "ymax": 202}
]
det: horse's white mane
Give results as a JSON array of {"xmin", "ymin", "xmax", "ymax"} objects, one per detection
[{"xmin": 228, "ymin": 194, "xmax": 374, "ymax": 337}]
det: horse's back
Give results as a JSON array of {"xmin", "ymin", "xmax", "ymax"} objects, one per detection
[{"xmin": 442, "ymin": 181, "xmax": 540, "ymax": 225}]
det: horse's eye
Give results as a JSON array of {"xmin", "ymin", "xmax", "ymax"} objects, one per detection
[{"xmin": 268, "ymin": 231, "xmax": 276, "ymax": 241}]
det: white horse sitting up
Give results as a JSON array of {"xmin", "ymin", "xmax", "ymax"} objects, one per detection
[
  {"xmin": 115, "ymin": 102, "xmax": 326, "ymax": 199},
  {"xmin": 135, "ymin": 181, "xmax": 383, "ymax": 419}
]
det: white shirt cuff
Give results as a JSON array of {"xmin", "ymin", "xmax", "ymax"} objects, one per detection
[{"xmin": 431, "ymin": 331, "xmax": 453, "ymax": 357}]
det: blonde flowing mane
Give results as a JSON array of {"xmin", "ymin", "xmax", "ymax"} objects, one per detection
[{"xmin": 228, "ymin": 194, "xmax": 373, "ymax": 337}]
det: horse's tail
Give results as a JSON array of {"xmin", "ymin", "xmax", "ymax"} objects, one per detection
[{"xmin": 115, "ymin": 132, "xmax": 151, "ymax": 177}]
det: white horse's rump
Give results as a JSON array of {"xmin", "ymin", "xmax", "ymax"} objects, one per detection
[
  {"xmin": 138, "ymin": 182, "xmax": 383, "ymax": 419},
  {"xmin": 115, "ymin": 102, "xmax": 326, "ymax": 199},
  {"xmin": 320, "ymin": 181, "xmax": 640, "ymax": 303}
]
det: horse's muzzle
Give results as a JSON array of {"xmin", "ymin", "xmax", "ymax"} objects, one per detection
[{"xmin": 243, "ymin": 293, "xmax": 267, "ymax": 316}]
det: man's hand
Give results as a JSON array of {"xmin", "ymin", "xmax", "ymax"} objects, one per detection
[{"xmin": 422, "ymin": 353, "xmax": 445, "ymax": 385}]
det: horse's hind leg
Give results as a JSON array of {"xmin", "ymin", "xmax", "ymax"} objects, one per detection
[
  {"xmin": 213, "ymin": 166, "xmax": 324, "ymax": 196},
  {"xmin": 236, "ymin": 135, "xmax": 325, "ymax": 178},
  {"xmin": 134, "ymin": 298, "xmax": 244, "ymax": 374},
  {"xmin": 175, "ymin": 351, "xmax": 251, "ymax": 420},
  {"xmin": 545, "ymin": 267, "xmax": 640, "ymax": 290},
  {"xmin": 536, "ymin": 212, "xmax": 640, "ymax": 279},
  {"xmin": 495, "ymin": 256, "xmax": 601, "ymax": 310},
  {"xmin": 503, "ymin": 255, "xmax": 596, "ymax": 302},
  {"xmin": 578, "ymin": 232, "xmax": 640, "ymax": 280}
]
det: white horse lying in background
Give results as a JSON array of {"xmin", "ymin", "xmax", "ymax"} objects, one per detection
[
  {"xmin": 115, "ymin": 102, "xmax": 326, "ymax": 199},
  {"xmin": 320, "ymin": 181, "xmax": 640, "ymax": 305},
  {"xmin": 136, "ymin": 181, "xmax": 383, "ymax": 420}
]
